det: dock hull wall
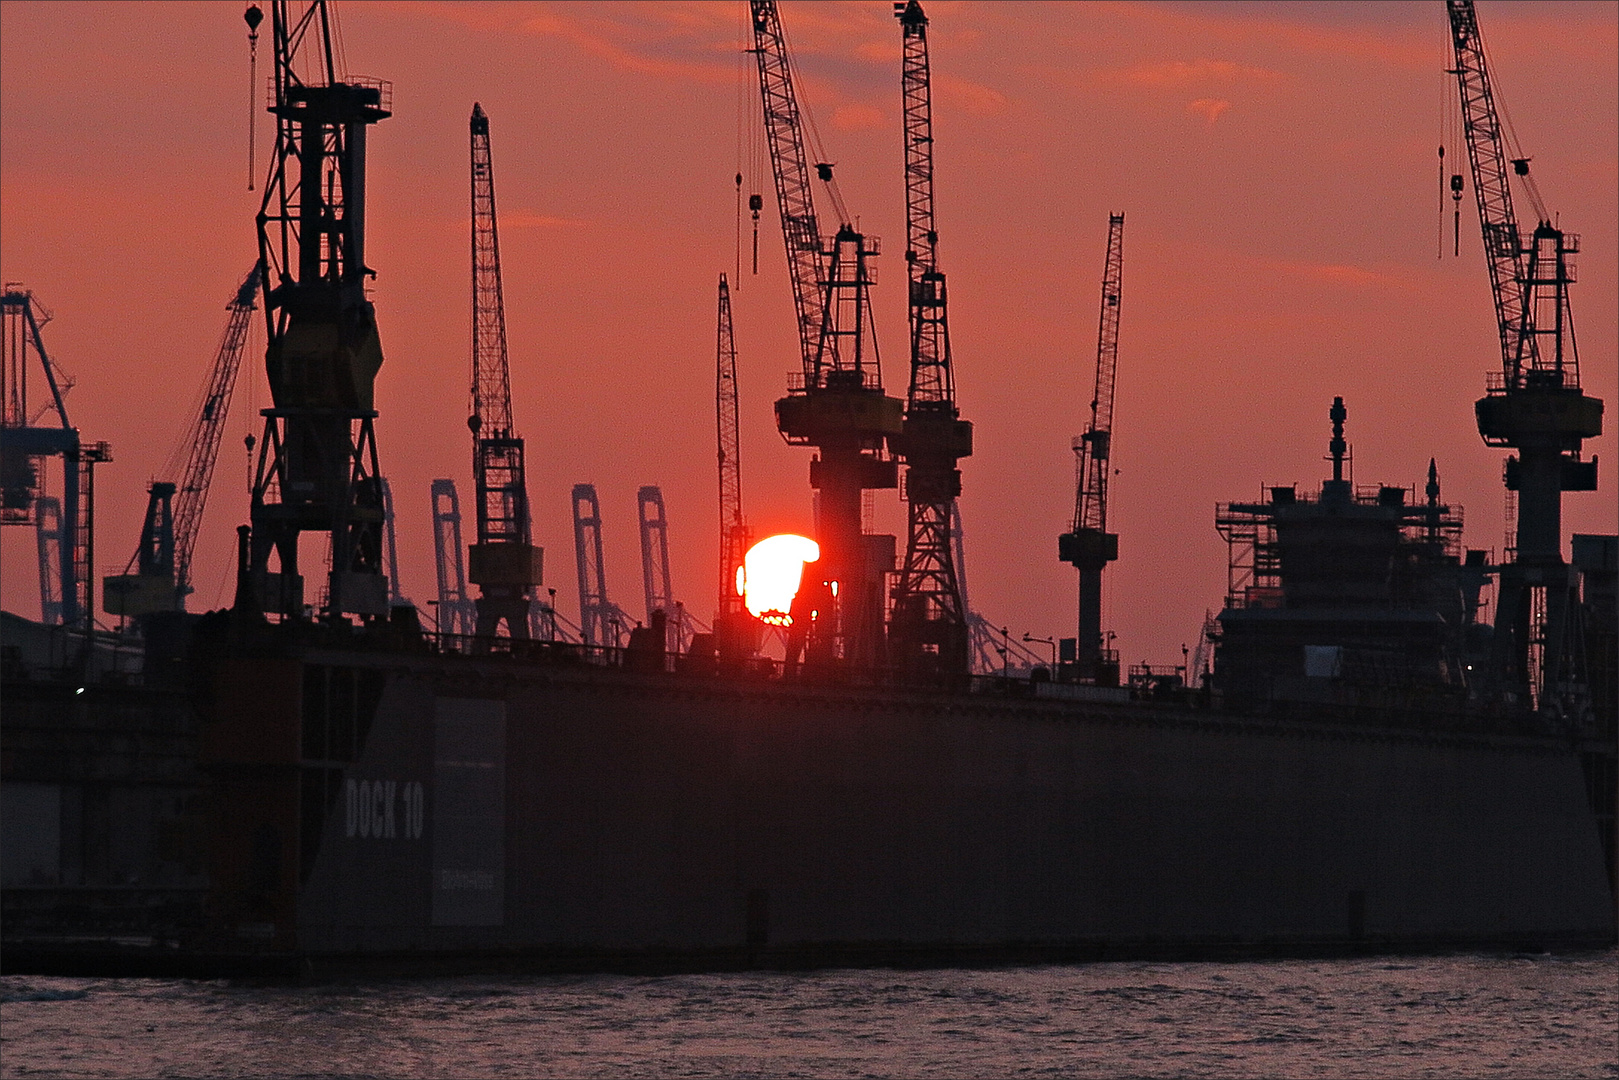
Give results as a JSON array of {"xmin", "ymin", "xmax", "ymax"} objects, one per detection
[{"xmin": 275, "ymin": 653, "xmax": 1614, "ymax": 956}]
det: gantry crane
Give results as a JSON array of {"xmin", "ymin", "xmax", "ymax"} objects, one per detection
[
  {"xmin": 1447, "ymin": 0, "xmax": 1602, "ymax": 716},
  {"xmin": 750, "ymin": 0, "xmax": 903, "ymax": 669},
  {"xmin": 430, "ymin": 478, "xmax": 476, "ymax": 636},
  {"xmin": 713, "ymin": 274, "xmax": 755, "ymax": 660},
  {"xmin": 105, "ymin": 267, "xmax": 259, "ymax": 618},
  {"xmin": 1059, "ymin": 214, "xmax": 1125, "ymax": 686},
  {"xmin": 572, "ymin": 483, "xmax": 631, "ymax": 648},
  {"xmin": 244, "ymin": 0, "xmax": 391, "ymax": 623},
  {"xmin": 2, "ymin": 287, "xmax": 110, "ymax": 631},
  {"xmin": 638, "ymin": 485, "xmax": 676, "ymax": 651},
  {"xmin": 468, "ymin": 103, "xmax": 543, "ymax": 639},
  {"xmin": 888, "ymin": 0, "xmax": 973, "ymax": 681}
]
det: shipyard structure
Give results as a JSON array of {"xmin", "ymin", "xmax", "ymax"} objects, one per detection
[{"xmin": 1, "ymin": 0, "xmax": 1613, "ymax": 973}]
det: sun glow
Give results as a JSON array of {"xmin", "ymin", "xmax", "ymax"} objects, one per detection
[{"xmin": 739, "ymin": 534, "xmax": 820, "ymax": 625}]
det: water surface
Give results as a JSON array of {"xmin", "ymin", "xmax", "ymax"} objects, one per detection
[{"xmin": 2, "ymin": 952, "xmax": 1614, "ymax": 1078}]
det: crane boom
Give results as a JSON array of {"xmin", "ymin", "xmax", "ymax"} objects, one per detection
[
  {"xmin": 749, "ymin": 0, "xmax": 825, "ymax": 378},
  {"xmin": 467, "ymin": 103, "xmax": 541, "ymax": 638},
  {"xmin": 715, "ymin": 274, "xmax": 748, "ymax": 619},
  {"xmin": 1446, "ymin": 0, "xmax": 1534, "ymax": 383},
  {"xmin": 471, "ymin": 103, "xmax": 517, "ymax": 444},
  {"xmin": 1076, "ymin": 214, "xmax": 1124, "ymax": 536},
  {"xmin": 897, "ymin": 0, "xmax": 952, "ymax": 410},
  {"xmin": 106, "ymin": 267, "xmax": 257, "ymax": 618},
  {"xmin": 174, "ymin": 267, "xmax": 258, "ymax": 602}
]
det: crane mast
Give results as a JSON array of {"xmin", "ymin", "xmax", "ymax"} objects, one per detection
[
  {"xmin": 714, "ymin": 274, "xmax": 754, "ymax": 659},
  {"xmin": 1059, "ymin": 214, "xmax": 1125, "ymax": 685},
  {"xmin": 750, "ymin": 0, "xmax": 903, "ymax": 670},
  {"xmin": 1448, "ymin": 0, "xmax": 1603, "ymax": 717},
  {"xmin": 888, "ymin": 0, "xmax": 972, "ymax": 680},
  {"xmin": 468, "ymin": 103, "xmax": 542, "ymax": 638},
  {"xmin": 245, "ymin": 0, "xmax": 391, "ymax": 624},
  {"xmin": 107, "ymin": 267, "xmax": 259, "ymax": 617}
]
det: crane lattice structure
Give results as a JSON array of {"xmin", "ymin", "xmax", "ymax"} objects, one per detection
[
  {"xmin": 713, "ymin": 274, "xmax": 756, "ymax": 660},
  {"xmin": 2, "ymin": 287, "xmax": 111, "ymax": 631},
  {"xmin": 1059, "ymin": 214, "xmax": 1125, "ymax": 685},
  {"xmin": 1448, "ymin": 0, "xmax": 1602, "ymax": 717},
  {"xmin": 751, "ymin": 0, "xmax": 903, "ymax": 670},
  {"xmin": 468, "ymin": 103, "xmax": 542, "ymax": 639},
  {"xmin": 245, "ymin": 0, "xmax": 392, "ymax": 623},
  {"xmin": 430, "ymin": 478, "xmax": 476, "ymax": 636},
  {"xmin": 105, "ymin": 267, "xmax": 259, "ymax": 618},
  {"xmin": 888, "ymin": 0, "xmax": 973, "ymax": 681}
]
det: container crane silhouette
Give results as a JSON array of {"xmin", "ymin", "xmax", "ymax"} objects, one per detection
[
  {"xmin": 750, "ymin": 0, "xmax": 903, "ymax": 670},
  {"xmin": 1447, "ymin": 0, "xmax": 1602, "ymax": 717},
  {"xmin": 888, "ymin": 0, "xmax": 974, "ymax": 682},
  {"xmin": 1059, "ymin": 214, "xmax": 1125, "ymax": 686},
  {"xmin": 243, "ymin": 0, "xmax": 391, "ymax": 623},
  {"xmin": 106, "ymin": 266, "xmax": 259, "ymax": 617},
  {"xmin": 467, "ymin": 103, "xmax": 543, "ymax": 639}
]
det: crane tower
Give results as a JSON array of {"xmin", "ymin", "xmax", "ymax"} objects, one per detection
[
  {"xmin": 1447, "ymin": 0, "xmax": 1602, "ymax": 716},
  {"xmin": 751, "ymin": 0, "xmax": 904, "ymax": 670},
  {"xmin": 1060, "ymin": 214, "xmax": 1125, "ymax": 686},
  {"xmin": 244, "ymin": 0, "xmax": 391, "ymax": 623},
  {"xmin": 888, "ymin": 0, "xmax": 974, "ymax": 680},
  {"xmin": 468, "ymin": 103, "xmax": 543, "ymax": 638}
]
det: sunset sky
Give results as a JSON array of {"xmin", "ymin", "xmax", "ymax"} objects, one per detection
[{"xmin": 2, "ymin": 0, "xmax": 1614, "ymax": 667}]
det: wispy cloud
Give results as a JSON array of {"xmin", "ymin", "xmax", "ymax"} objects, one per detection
[
  {"xmin": 502, "ymin": 210, "xmax": 586, "ymax": 230},
  {"xmin": 832, "ymin": 104, "xmax": 884, "ymax": 132},
  {"xmin": 1114, "ymin": 59, "xmax": 1285, "ymax": 89},
  {"xmin": 937, "ymin": 73, "xmax": 1010, "ymax": 116},
  {"xmin": 1187, "ymin": 98, "xmax": 1231, "ymax": 126},
  {"xmin": 1263, "ymin": 258, "xmax": 1392, "ymax": 289}
]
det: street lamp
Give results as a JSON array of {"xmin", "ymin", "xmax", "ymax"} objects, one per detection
[{"xmin": 1023, "ymin": 632, "xmax": 1056, "ymax": 669}]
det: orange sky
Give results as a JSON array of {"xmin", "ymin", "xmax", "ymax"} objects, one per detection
[{"xmin": 2, "ymin": 0, "xmax": 1615, "ymax": 667}]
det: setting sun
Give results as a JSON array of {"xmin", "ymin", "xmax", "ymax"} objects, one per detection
[{"xmin": 738, "ymin": 534, "xmax": 819, "ymax": 625}]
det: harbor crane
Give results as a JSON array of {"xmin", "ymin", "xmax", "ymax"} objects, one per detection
[
  {"xmin": 105, "ymin": 266, "xmax": 259, "ymax": 617},
  {"xmin": 750, "ymin": 0, "xmax": 903, "ymax": 669},
  {"xmin": 244, "ymin": 0, "xmax": 392, "ymax": 623},
  {"xmin": 888, "ymin": 0, "xmax": 973, "ymax": 680},
  {"xmin": 638, "ymin": 485, "xmax": 677, "ymax": 651},
  {"xmin": 2, "ymin": 287, "xmax": 110, "ymax": 631},
  {"xmin": 713, "ymin": 274, "xmax": 756, "ymax": 660},
  {"xmin": 1059, "ymin": 214, "xmax": 1125, "ymax": 686},
  {"xmin": 1447, "ymin": 0, "xmax": 1602, "ymax": 716},
  {"xmin": 430, "ymin": 478, "xmax": 476, "ymax": 636},
  {"xmin": 468, "ymin": 103, "xmax": 542, "ymax": 639},
  {"xmin": 572, "ymin": 483, "xmax": 631, "ymax": 648}
]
